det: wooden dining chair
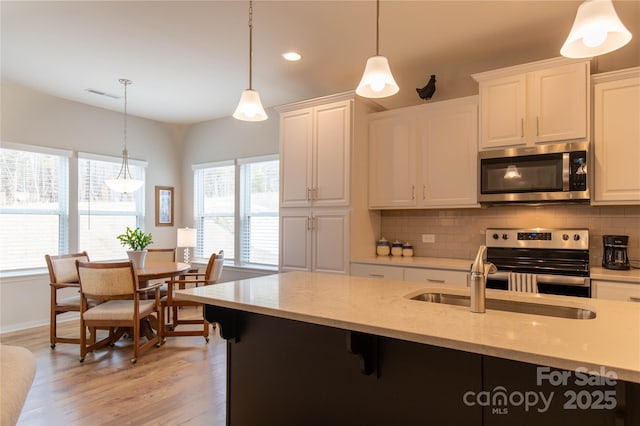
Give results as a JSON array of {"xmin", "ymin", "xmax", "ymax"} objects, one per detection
[
  {"xmin": 162, "ymin": 250, "xmax": 224, "ymax": 342},
  {"xmin": 45, "ymin": 251, "xmax": 93, "ymax": 348},
  {"xmin": 76, "ymin": 260, "xmax": 163, "ymax": 363},
  {"xmin": 146, "ymin": 248, "xmax": 176, "ymax": 262}
]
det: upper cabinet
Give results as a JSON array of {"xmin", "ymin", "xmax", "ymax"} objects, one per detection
[
  {"xmin": 280, "ymin": 99, "xmax": 351, "ymax": 208},
  {"xmin": 368, "ymin": 96, "xmax": 479, "ymax": 209},
  {"xmin": 592, "ymin": 68, "xmax": 640, "ymax": 205},
  {"xmin": 472, "ymin": 57, "xmax": 590, "ymax": 150}
]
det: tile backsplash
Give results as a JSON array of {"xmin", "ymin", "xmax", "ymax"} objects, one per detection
[{"xmin": 380, "ymin": 205, "xmax": 640, "ymax": 267}]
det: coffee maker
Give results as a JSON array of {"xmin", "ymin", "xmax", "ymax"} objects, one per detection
[{"xmin": 602, "ymin": 235, "xmax": 630, "ymax": 270}]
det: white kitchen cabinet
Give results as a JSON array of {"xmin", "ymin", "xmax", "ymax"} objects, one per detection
[
  {"xmin": 280, "ymin": 210, "xmax": 349, "ymax": 274},
  {"xmin": 368, "ymin": 97, "xmax": 479, "ymax": 209},
  {"xmin": 419, "ymin": 97, "xmax": 479, "ymax": 207},
  {"xmin": 403, "ymin": 268, "xmax": 468, "ymax": 288},
  {"xmin": 473, "ymin": 57, "xmax": 589, "ymax": 150},
  {"xmin": 368, "ymin": 107, "xmax": 418, "ymax": 208},
  {"xmin": 350, "ymin": 263, "xmax": 405, "ymax": 280},
  {"xmin": 280, "ymin": 100, "xmax": 351, "ymax": 208},
  {"xmin": 592, "ymin": 68, "xmax": 640, "ymax": 205},
  {"xmin": 277, "ymin": 92, "xmax": 384, "ymax": 274},
  {"xmin": 593, "ymin": 280, "xmax": 640, "ymax": 303}
]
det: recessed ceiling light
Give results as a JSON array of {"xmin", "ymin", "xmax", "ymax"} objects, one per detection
[{"xmin": 282, "ymin": 51, "xmax": 302, "ymax": 61}]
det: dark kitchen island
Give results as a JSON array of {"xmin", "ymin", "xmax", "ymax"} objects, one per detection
[{"xmin": 178, "ymin": 272, "xmax": 640, "ymax": 425}]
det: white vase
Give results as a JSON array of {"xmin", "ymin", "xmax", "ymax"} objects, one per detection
[{"xmin": 127, "ymin": 250, "xmax": 148, "ymax": 269}]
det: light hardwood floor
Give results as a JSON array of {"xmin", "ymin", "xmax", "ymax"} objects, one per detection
[{"xmin": 1, "ymin": 308, "xmax": 227, "ymax": 425}]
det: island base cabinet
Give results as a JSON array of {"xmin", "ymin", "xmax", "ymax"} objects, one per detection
[
  {"xmin": 208, "ymin": 308, "xmax": 639, "ymax": 426},
  {"xmin": 224, "ymin": 311, "xmax": 482, "ymax": 425}
]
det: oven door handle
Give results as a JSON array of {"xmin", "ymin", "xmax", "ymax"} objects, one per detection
[{"xmin": 491, "ymin": 271, "xmax": 590, "ymax": 287}]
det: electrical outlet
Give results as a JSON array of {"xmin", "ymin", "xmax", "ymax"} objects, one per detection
[{"xmin": 422, "ymin": 234, "xmax": 435, "ymax": 243}]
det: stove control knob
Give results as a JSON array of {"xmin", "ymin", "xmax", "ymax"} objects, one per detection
[
  {"xmin": 502, "ymin": 234, "xmax": 509, "ymax": 240},
  {"xmin": 562, "ymin": 234, "xmax": 569, "ymax": 241},
  {"xmin": 574, "ymin": 234, "xmax": 580, "ymax": 241},
  {"xmin": 492, "ymin": 233, "xmax": 499, "ymax": 240}
]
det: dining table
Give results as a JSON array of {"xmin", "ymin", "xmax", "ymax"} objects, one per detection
[{"xmin": 135, "ymin": 261, "xmax": 192, "ymax": 340}]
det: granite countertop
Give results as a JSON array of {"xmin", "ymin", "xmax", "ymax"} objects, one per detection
[
  {"xmin": 591, "ymin": 266, "xmax": 640, "ymax": 284},
  {"xmin": 177, "ymin": 271, "xmax": 640, "ymax": 384}
]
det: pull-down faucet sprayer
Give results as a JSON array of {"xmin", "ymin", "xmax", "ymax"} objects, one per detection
[{"xmin": 469, "ymin": 245, "xmax": 497, "ymax": 313}]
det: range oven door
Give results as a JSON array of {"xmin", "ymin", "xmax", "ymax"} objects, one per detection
[{"xmin": 486, "ymin": 271, "xmax": 591, "ymax": 298}]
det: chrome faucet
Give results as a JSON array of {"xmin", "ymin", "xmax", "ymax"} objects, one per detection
[{"xmin": 469, "ymin": 245, "xmax": 497, "ymax": 313}]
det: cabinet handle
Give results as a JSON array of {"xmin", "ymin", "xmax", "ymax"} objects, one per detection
[
  {"xmin": 427, "ymin": 279, "xmax": 445, "ymax": 284},
  {"xmin": 536, "ymin": 116, "xmax": 540, "ymax": 137},
  {"xmin": 630, "ymin": 296, "xmax": 640, "ymax": 303},
  {"xmin": 368, "ymin": 274, "xmax": 385, "ymax": 278},
  {"xmin": 520, "ymin": 118, "xmax": 524, "ymax": 138},
  {"xmin": 306, "ymin": 187, "xmax": 312, "ymax": 201},
  {"xmin": 313, "ymin": 187, "xmax": 317, "ymax": 201},
  {"xmin": 307, "ymin": 216, "xmax": 313, "ymax": 231},
  {"xmin": 423, "ymin": 184, "xmax": 427, "ymax": 200},
  {"xmin": 411, "ymin": 185, "xmax": 415, "ymax": 200}
]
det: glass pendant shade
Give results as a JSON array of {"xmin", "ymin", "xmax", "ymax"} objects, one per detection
[
  {"xmin": 561, "ymin": 0, "xmax": 632, "ymax": 58},
  {"xmin": 233, "ymin": 89, "xmax": 268, "ymax": 121},
  {"xmin": 105, "ymin": 174, "xmax": 144, "ymax": 193},
  {"xmin": 356, "ymin": 56, "xmax": 400, "ymax": 98}
]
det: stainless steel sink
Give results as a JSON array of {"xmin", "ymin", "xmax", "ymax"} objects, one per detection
[{"xmin": 410, "ymin": 292, "xmax": 596, "ymax": 319}]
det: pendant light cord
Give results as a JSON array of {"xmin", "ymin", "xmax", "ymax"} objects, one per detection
[
  {"xmin": 248, "ymin": 0, "xmax": 253, "ymax": 90},
  {"xmin": 375, "ymin": 0, "xmax": 380, "ymax": 56},
  {"xmin": 117, "ymin": 78, "xmax": 132, "ymax": 180}
]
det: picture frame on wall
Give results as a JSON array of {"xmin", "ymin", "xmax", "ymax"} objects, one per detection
[{"xmin": 155, "ymin": 186, "xmax": 174, "ymax": 227}]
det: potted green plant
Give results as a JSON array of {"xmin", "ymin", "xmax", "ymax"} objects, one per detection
[{"xmin": 116, "ymin": 226, "xmax": 153, "ymax": 268}]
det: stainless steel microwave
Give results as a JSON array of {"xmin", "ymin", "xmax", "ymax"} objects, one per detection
[{"xmin": 478, "ymin": 141, "xmax": 590, "ymax": 203}]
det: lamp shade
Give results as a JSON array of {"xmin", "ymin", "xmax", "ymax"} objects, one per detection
[
  {"xmin": 233, "ymin": 89, "xmax": 268, "ymax": 121},
  {"xmin": 355, "ymin": 56, "xmax": 400, "ymax": 98},
  {"xmin": 561, "ymin": 0, "xmax": 632, "ymax": 58},
  {"xmin": 105, "ymin": 176, "xmax": 144, "ymax": 193},
  {"xmin": 177, "ymin": 228, "xmax": 197, "ymax": 248}
]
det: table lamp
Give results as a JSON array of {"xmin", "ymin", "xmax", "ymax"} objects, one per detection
[{"xmin": 177, "ymin": 227, "xmax": 197, "ymax": 264}]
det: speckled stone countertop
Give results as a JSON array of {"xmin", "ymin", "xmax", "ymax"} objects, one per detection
[{"xmin": 177, "ymin": 271, "xmax": 640, "ymax": 383}]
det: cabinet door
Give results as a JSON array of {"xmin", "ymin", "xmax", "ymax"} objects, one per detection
[
  {"xmin": 593, "ymin": 74, "xmax": 640, "ymax": 204},
  {"xmin": 368, "ymin": 110, "xmax": 418, "ymax": 208},
  {"xmin": 314, "ymin": 100, "xmax": 351, "ymax": 207},
  {"xmin": 312, "ymin": 211, "xmax": 349, "ymax": 274},
  {"xmin": 478, "ymin": 74, "xmax": 526, "ymax": 149},
  {"xmin": 421, "ymin": 98, "xmax": 479, "ymax": 208},
  {"xmin": 593, "ymin": 280, "xmax": 640, "ymax": 303},
  {"xmin": 280, "ymin": 109, "xmax": 313, "ymax": 207},
  {"xmin": 529, "ymin": 62, "xmax": 588, "ymax": 144},
  {"xmin": 280, "ymin": 213, "xmax": 311, "ymax": 271}
]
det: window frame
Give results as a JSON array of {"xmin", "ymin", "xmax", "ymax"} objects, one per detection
[
  {"xmin": 0, "ymin": 142, "xmax": 71, "ymax": 273},
  {"xmin": 193, "ymin": 155, "xmax": 279, "ymax": 269}
]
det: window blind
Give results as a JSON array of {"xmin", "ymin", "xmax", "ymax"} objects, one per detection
[{"xmin": 0, "ymin": 146, "xmax": 69, "ymax": 271}]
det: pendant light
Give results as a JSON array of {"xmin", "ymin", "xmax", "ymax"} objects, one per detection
[
  {"xmin": 356, "ymin": 0, "xmax": 399, "ymax": 98},
  {"xmin": 233, "ymin": 0, "xmax": 268, "ymax": 121},
  {"xmin": 105, "ymin": 79, "xmax": 144, "ymax": 193},
  {"xmin": 560, "ymin": 0, "xmax": 632, "ymax": 58}
]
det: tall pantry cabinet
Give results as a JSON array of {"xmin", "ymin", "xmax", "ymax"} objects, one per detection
[{"xmin": 277, "ymin": 92, "xmax": 383, "ymax": 274}]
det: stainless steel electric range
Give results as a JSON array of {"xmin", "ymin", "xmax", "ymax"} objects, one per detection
[{"xmin": 485, "ymin": 228, "xmax": 591, "ymax": 298}]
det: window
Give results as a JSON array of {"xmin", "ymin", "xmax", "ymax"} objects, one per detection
[
  {"xmin": 78, "ymin": 153, "xmax": 146, "ymax": 261},
  {"xmin": 0, "ymin": 143, "xmax": 70, "ymax": 271},
  {"xmin": 194, "ymin": 156, "xmax": 279, "ymax": 267}
]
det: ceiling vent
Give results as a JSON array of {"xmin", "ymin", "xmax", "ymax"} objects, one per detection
[{"xmin": 85, "ymin": 88, "xmax": 120, "ymax": 99}]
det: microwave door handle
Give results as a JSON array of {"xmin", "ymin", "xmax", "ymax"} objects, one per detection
[{"xmin": 562, "ymin": 152, "xmax": 570, "ymax": 191}]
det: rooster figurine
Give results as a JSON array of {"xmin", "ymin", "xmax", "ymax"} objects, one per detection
[{"xmin": 416, "ymin": 75, "xmax": 436, "ymax": 101}]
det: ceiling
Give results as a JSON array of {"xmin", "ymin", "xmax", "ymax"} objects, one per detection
[{"xmin": 2, "ymin": 1, "xmax": 639, "ymax": 124}]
